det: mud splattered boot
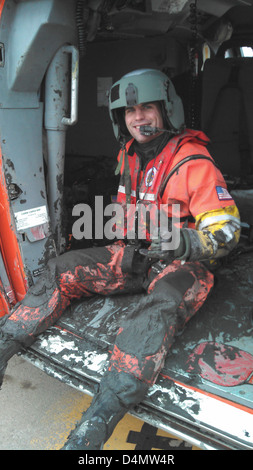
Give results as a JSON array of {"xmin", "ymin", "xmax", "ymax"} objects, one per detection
[
  {"xmin": 0, "ymin": 274, "xmax": 68, "ymax": 390},
  {"xmin": 61, "ymin": 369, "xmax": 149, "ymax": 450},
  {"xmin": 0, "ymin": 331, "xmax": 22, "ymax": 388},
  {"xmin": 61, "ymin": 390, "xmax": 126, "ymax": 450}
]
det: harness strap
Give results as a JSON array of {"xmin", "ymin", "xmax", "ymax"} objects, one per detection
[{"xmin": 160, "ymin": 154, "xmax": 217, "ymax": 198}]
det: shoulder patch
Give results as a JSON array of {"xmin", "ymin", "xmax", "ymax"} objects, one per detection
[{"xmin": 216, "ymin": 186, "xmax": 233, "ymax": 201}]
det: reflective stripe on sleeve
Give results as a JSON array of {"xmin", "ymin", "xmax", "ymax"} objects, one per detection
[{"xmin": 197, "ymin": 214, "xmax": 241, "ymax": 231}]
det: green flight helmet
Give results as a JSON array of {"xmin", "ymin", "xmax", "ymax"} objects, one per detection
[{"xmin": 108, "ymin": 68, "xmax": 185, "ymax": 141}]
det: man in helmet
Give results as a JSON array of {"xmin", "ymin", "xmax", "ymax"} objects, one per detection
[{"xmin": 0, "ymin": 69, "xmax": 240, "ymax": 450}]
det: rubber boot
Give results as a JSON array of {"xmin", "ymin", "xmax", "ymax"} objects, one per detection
[
  {"xmin": 0, "ymin": 332, "xmax": 22, "ymax": 388},
  {"xmin": 61, "ymin": 369, "xmax": 149, "ymax": 450}
]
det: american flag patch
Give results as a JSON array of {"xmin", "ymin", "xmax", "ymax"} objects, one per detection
[{"xmin": 216, "ymin": 186, "xmax": 233, "ymax": 201}]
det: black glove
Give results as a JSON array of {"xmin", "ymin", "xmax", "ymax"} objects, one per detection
[{"xmin": 139, "ymin": 229, "xmax": 191, "ymax": 262}]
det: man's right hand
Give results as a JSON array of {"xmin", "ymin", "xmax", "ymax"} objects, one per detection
[{"xmin": 139, "ymin": 229, "xmax": 191, "ymax": 262}]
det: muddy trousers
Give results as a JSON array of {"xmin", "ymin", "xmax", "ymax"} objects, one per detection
[{"xmin": 0, "ymin": 241, "xmax": 213, "ymax": 448}]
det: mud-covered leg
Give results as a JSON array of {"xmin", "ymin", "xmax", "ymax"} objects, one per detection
[
  {"xmin": 61, "ymin": 261, "xmax": 213, "ymax": 450},
  {"xmin": 61, "ymin": 269, "xmax": 192, "ymax": 450},
  {"xmin": 61, "ymin": 283, "xmax": 184, "ymax": 451},
  {"xmin": 0, "ymin": 256, "xmax": 69, "ymax": 387},
  {"xmin": 0, "ymin": 243, "xmax": 130, "ymax": 388},
  {"xmin": 109, "ymin": 274, "xmax": 188, "ymax": 385}
]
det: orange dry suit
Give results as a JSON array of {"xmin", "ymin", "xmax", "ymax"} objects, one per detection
[{"xmin": 115, "ymin": 128, "xmax": 240, "ymax": 262}]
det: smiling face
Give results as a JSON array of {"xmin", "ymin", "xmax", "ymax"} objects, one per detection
[{"xmin": 124, "ymin": 101, "xmax": 164, "ymax": 143}]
